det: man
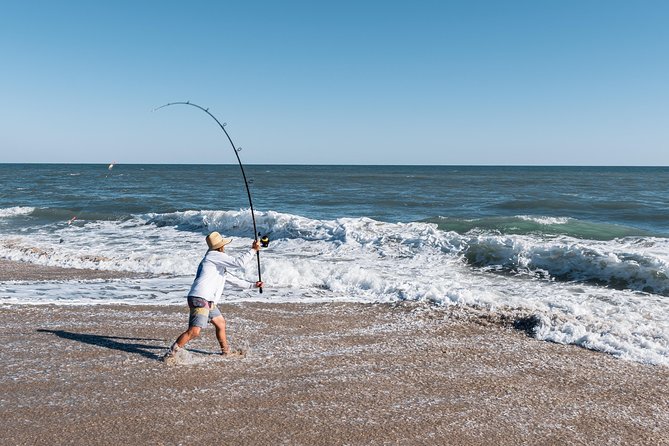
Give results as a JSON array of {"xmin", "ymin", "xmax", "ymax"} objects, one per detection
[{"xmin": 164, "ymin": 231, "xmax": 263, "ymax": 360}]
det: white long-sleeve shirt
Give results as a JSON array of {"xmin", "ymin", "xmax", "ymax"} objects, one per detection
[{"xmin": 187, "ymin": 248, "xmax": 256, "ymax": 304}]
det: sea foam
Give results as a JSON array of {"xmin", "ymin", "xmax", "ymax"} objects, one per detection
[{"xmin": 0, "ymin": 206, "xmax": 35, "ymax": 218}]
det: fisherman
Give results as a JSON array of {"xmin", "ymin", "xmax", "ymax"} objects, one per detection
[{"xmin": 164, "ymin": 231, "xmax": 263, "ymax": 360}]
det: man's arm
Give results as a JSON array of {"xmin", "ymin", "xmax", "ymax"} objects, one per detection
[
  {"xmin": 227, "ymin": 241, "xmax": 262, "ymax": 269},
  {"xmin": 229, "ymin": 249, "xmax": 256, "ymax": 269},
  {"xmin": 225, "ymin": 273, "xmax": 255, "ymax": 290},
  {"xmin": 208, "ymin": 241, "xmax": 261, "ymax": 270}
]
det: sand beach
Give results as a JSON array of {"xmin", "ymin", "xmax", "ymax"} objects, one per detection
[
  {"xmin": 4, "ymin": 0, "xmax": 669, "ymax": 443},
  {"xmin": 1, "ymin": 261, "xmax": 668, "ymax": 445}
]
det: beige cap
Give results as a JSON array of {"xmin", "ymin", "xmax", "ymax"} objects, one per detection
[{"xmin": 206, "ymin": 231, "xmax": 232, "ymax": 250}]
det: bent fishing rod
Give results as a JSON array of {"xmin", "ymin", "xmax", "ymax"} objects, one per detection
[{"xmin": 154, "ymin": 101, "xmax": 263, "ymax": 293}]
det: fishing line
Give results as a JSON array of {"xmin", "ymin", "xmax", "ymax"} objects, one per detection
[
  {"xmin": 154, "ymin": 101, "xmax": 263, "ymax": 293},
  {"xmin": 67, "ymin": 161, "xmax": 117, "ymax": 226}
]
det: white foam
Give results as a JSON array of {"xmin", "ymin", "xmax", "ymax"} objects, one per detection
[
  {"xmin": 0, "ymin": 206, "xmax": 35, "ymax": 218},
  {"xmin": 518, "ymin": 215, "xmax": 570, "ymax": 225}
]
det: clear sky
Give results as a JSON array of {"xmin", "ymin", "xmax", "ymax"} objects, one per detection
[{"xmin": 1, "ymin": 0, "xmax": 668, "ymax": 165}]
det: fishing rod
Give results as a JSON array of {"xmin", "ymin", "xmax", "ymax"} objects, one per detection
[{"xmin": 154, "ymin": 101, "xmax": 263, "ymax": 293}]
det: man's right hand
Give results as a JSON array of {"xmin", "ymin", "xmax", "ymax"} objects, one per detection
[{"xmin": 252, "ymin": 241, "xmax": 261, "ymax": 251}]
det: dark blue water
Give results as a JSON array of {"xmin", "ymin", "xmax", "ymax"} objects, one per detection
[{"xmin": 1, "ymin": 164, "xmax": 668, "ymax": 239}]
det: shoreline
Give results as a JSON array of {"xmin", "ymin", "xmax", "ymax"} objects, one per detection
[
  {"xmin": 0, "ymin": 258, "xmax": 143, "ymax": 281},
  {"xmin": 1, "ymin": 301, "xmax": 667, "ymax": 445}
]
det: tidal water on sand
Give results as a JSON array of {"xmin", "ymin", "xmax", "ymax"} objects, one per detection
[{"xmin": 1, "ymin": 164, "xmax": 668, "ymax": 365}]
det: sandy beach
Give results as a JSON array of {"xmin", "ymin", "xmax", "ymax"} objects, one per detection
[
  {"xmin": 1, "ymin": 263, "xmax": 668, "ymax": 445},
  {"xmin": 0, "ymin": 259, "xmax": 141, "ymax": 281}
]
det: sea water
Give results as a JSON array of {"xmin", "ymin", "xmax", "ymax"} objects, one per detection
[{"xmin": 0, "ymin": 164, "xmax": 668, "ymax": 365}]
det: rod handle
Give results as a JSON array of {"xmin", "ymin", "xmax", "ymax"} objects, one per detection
[{"xmin": 256, "ymin": 250, "xmax": 263, "ymax": 294}]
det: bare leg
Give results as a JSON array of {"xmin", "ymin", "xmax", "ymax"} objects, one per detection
[
  {"xmin": 211, "ymin": 315, "xmax": 230, "ymax": 354},
  {"xmin": 175, "ymin": 326, "xmax": 201, "ymax": 349}
]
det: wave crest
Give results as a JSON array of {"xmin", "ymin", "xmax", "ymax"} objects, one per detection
[
  {"xmin": 461, "ymin": 234, "xmax": 669, "ymax": 295},
  {"xmin": 0, "ymin": 206, "xmax": 35, "ymax": 218}
]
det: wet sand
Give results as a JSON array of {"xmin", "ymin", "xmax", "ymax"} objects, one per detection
[
  {"xmin": 0, "ymin": 258, "xmax": 140, "ymax": 281},
  {"xmin": 2, "ymin": 304, "xmax": 668, "ymax": 445},
  {"xmin": 1, "ymin": 264, "xmax": 668, "ymax": 445}
]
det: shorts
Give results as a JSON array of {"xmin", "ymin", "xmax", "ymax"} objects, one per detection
[{"xmin": 187, "ymin": 296, "xmax": 222, "ymax": 329}]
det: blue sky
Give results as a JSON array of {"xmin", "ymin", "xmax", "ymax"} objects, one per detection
[{"xmin": 1, "ymin": 1, "xmax": 668, "ymax": 165}]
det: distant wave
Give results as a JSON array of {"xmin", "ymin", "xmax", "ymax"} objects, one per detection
[
  {"xmin": 492, "ymin": 198, "xmax": 647, "ymax": 212},
  {"xmin": 517, "ymin": 215, "xmax": 570, "ymax": 225},
  {"xmin": 423, "ymin": 215, "xmax": 655, "ymax": 241},
  {"xmin": 0, "ymin": 206, "xmax": 35, "ymax": 218}
]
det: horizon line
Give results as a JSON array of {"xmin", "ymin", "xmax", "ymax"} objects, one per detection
[{"xmin": 1, "ymin": 162, "xmax": 668, "ymax": 168}]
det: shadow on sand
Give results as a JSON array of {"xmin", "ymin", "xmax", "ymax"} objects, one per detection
[
  {"xmin": 37, "ymin": 329, "xmax": 167, "ymax": 360},
  {"xmin": 37, "ymin": 330, "xmax": 217, "ymax": 361}
]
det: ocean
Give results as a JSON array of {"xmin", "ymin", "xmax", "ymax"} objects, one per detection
[{"xmin": 1, "ymin": 164, "xmax": 668, "ymax": 365}]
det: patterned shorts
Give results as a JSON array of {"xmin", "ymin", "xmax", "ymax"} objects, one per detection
[{"xmin": 187, "ymin": 296, "xmax": 222, "ymax": 328}]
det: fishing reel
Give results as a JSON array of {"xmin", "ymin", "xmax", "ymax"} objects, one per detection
[{"xmin": 259, "ymin": 233, "xmax": 270, "ymax": 248}]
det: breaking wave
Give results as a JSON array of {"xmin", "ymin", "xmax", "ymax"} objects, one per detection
[{"xmin": 0, "ymin": 206, "xmax": 35, "ymax": 218}]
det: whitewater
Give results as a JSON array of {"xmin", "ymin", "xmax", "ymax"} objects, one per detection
[{"xmin": 0, "ymin": 164, "xmax": 668, "ymax": 366}]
